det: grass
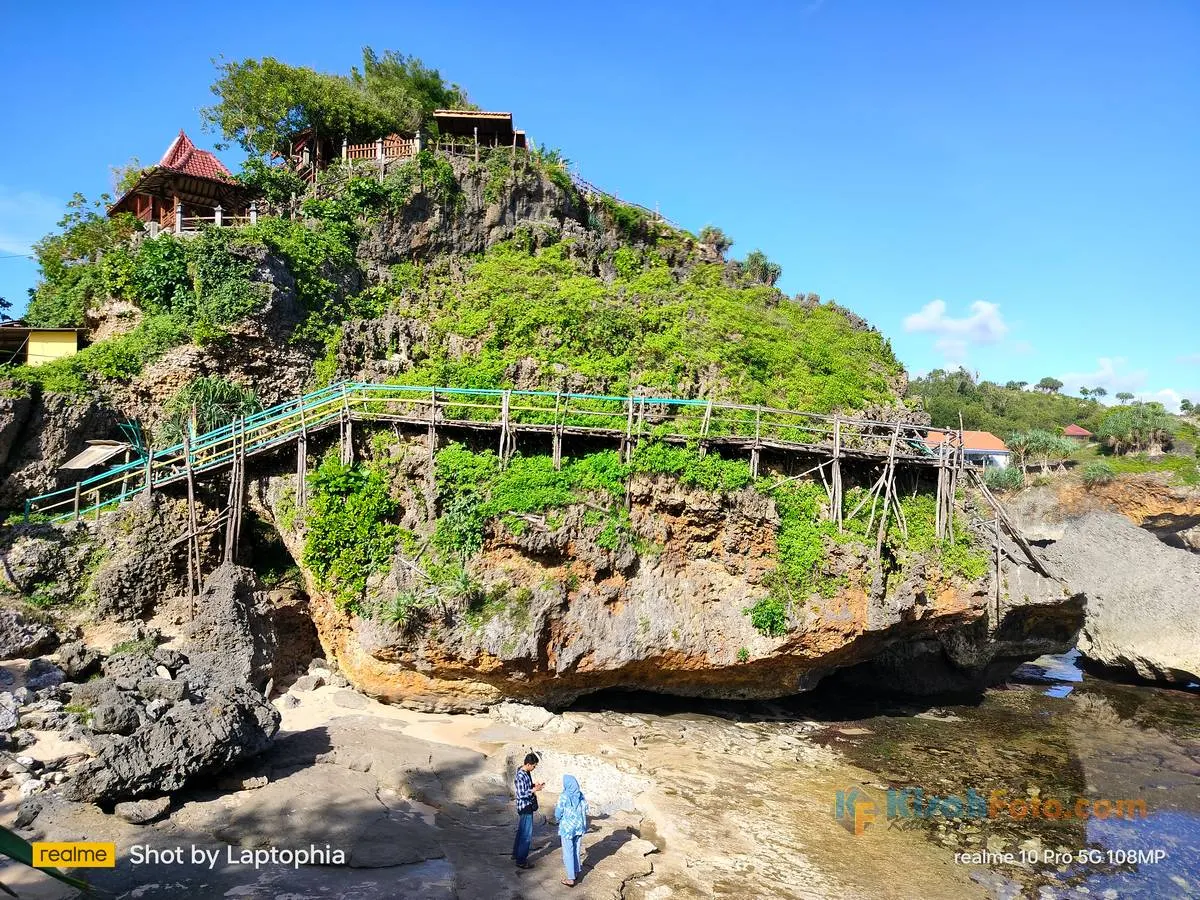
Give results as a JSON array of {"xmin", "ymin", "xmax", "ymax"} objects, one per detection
[{"xmin": 1070, "ymin": 442, "xmax": 1199, "ymax": 485}]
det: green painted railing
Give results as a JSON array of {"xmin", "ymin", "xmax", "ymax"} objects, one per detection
[{"xmin": 24, "ymin": 381, "xmax": 963, "ymax": 523}]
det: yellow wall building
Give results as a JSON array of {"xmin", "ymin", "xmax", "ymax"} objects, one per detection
[{"xmin": 0, "ymin": 326, "xmax": 84, "ymax": 367}]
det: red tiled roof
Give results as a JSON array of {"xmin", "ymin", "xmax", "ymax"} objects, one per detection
[
  {"xmin": 157, "ymin": 130, "xmax": 232, "ymax": 182},
  {"xmin": 924, "ymin": 430, "xmax": 1010, "ymax": 453},
  {"xmin": 1063, "ymin": 424, "xmax": 1093, "ymax": 437}
]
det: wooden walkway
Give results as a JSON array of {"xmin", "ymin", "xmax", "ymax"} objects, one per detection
[{"xmin": 23, "ymin": 381, "xmax": 1053, "ymax": 612}]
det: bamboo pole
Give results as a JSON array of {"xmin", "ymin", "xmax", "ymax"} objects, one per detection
[
  {"xmin": 623, "ymin": 395, "xmax": 635, "ymax": 463},
  {"xmin": 698, "ymin": 399, "xmax": 714, "ymax": 457},
  {"xmin": 499, "ymin": 390, "xmax": 511, "ymax": 462},
  {"xmin": 428, "ymin": 389, "xmax": 438, "ymax": 464},
  {"xmin": 552, "ymin": 391, "xmax": 562, "ymax": 470},
  {"xmin": 751, "ymin": 405, "xmax": 762, "ymax": 478},
  {"xmin": 873, "ymin": 424, "xmax": 902, "ymax": 561},
  {"xmin": 183, "ymin": 435, "xmax": 199, "ymax": 610}
]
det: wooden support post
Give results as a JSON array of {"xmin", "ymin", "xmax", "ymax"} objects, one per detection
[
  {"xmin": 698, "ymin": 399, "xmax": 713, "ymax": 457},
  {"xmin": 143, "ymin": 448, "xmax": 154, "ymax": 497},
  {"xmin": 635, "ymin": 396, "xmax": 647, "ymax": 450},
  {"xmin": 297, "ymin": 401, "xmax": 308, "ymax": 514},
  {"xmin": 552, "ymin": 391, "xmax": 562, "ymax": 471},
  {"xmin": 751, "ymin": 405, "xmax": 762, "ymax": 478},
  {"xmin": 119, "ymin": 447, "xmax": 132, "ymax": 504},
  {"xmin": 623, "ymin": 395, "xmax": 635, "ymax": 463},
  {"xmin": 249, "ymin": 201, "xmax": 258, "ymax": 226},
  {"xmin": 498, "ymin": 390, "xmax": 511, "ymax": 463},
  {"xmin": 377, "ymin": 137, "xmax": 385, "ymax": 179},
  {"xmin": 72, "ymin": 482, "xmax": 81, "ymax": 522},
  {"xmin": 474, "ymin": 126, "xmax": 479, "ymax": 162},
  {"xmin": 832, "ymin": 416, "xmax": 843, "ymax": 530},
  {"xmin": 183, "ymin": 435, "xmax": 200, "ymax": 608},
  {"xmin": 873, "ymin": 424, "xmax": 902, "ymax": 561},
  {"xmin": 174, "ymin": 202, "xmax": 182, "ymax": 235},
  {"xmin": 428, "ymin": 389, "xmax": 438, "ymax": 463}
]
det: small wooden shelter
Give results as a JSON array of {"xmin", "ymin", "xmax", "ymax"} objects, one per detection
[
  {"xmin": 108, "ymin": 131, "xmax": 251, "ymax": 233},
  {"xmin": 1063, "ymin": 424, "xmax": 1093, "ymax": 442}
]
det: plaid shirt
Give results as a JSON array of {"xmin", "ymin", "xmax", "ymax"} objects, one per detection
[{"xmin": 514, "ymin": 767, "xmax": 537, "ymax": 814}]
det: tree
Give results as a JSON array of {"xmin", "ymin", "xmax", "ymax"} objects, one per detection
[
  {"xmin": 351, "ymin": 48, "xmax": 470, "ymax": 134},
  {"xmin": 741, "ymin": 249, "xmax": 782, "ymax": 286},
  {"xmin": 109, "ymin": 156, "xmax": 144, "ymax": 195},
  {"xmin": 202, "ymin": 48, "xmax": 469, "ymax": 159},
  {"xmin": 1116, "ymin": 391, "xmax": 1134, "ymax": 404},
  {"xmin": 1182, "ymin": 399, "xmax": 1195, "ymax": 414},
  {"xmin": 0, "ymin": 296, "xmax": 10, "ymax": 319},
  {"xmin": 1008, "ymin": 429, "xmax": 1076, "ymax": 473},
  {"xmin": 1079, "ymin": 387, "xmax": 1091, "ymax": 399},
  {"xmin": 1004, "ymin": 380, "xmax": 1028, "ymax": 391},
  {"xmin": 1035, "ymin": 377, "xmax": 1063, "ymax": 394},
  {"xmin": 1090, "ymin": 386, "xmax": 1107, "ymax": 399},
  {"xmin": 1096, "ymin": 403, "xmax": 1175, "ymax": 455},
  {"xmin": 698, "ymin": 225, "xmax": 733, "ymax": 255}
]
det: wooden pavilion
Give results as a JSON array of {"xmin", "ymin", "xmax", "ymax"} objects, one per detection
[{"xmin": 108, "ymin": 131, "xmax": 252, "ymax": 233}]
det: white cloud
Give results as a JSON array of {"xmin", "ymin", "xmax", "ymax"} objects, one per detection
[
  {"xmin": 0, "ymin": 186, "xmax": 62, "ymax": 257},
  {"xmin": 1057, "ymin": 357, "xmax": 1147, "ymax": 397},
  {"xmin": 1057, "ymin": 357, "xmax": 1195, "ymax": 412},
  {"xmin": 903, "ymin": 299, "xmax": 1009, "ymax": 365}
]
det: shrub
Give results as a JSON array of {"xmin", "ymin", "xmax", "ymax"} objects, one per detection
[
  {"xmin": 302, "ymin": 457, "xmax": 401, "ymax": 609},
  {"xmin": 1081, "ymin": 461, "xmax": 1115, "ymax": 486},
  {"xmin": 698, "ymin": 225, "xmax": 733, "ymax": 254},
  {"xmin": 984, "ymin": 466, "xmax": 1024, "ymax": 492},
  {"xmin": 155, "ymin": 377, "xmax": 261, "ymax": 445},
  {"xmin": 744, "ymin": 595, "xmax": 788, "ymax": 637}
]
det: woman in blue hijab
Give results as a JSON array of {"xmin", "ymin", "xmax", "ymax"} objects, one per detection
[{"xmin": 554, "ymin": 774, "xmax": 589, "ymax": 886}]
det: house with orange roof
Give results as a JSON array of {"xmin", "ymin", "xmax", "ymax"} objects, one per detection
[
  {"xmin": 1063, "ymin": 423, "xmax": 1093, "ymax": 442},
  {"xmin": 108, "ymin": 131, "xmax": 252, "ymax": 234},
  {"xmin": 924, "ymin": 429, "xmax": 1012, "ymax": 469}
]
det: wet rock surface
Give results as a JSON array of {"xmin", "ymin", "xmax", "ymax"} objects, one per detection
[{"xmin": 1044, "ymin": 512, "xmax": 1200, "ymax": 683}]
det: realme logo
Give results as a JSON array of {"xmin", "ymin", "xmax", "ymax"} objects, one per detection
[{"xmin": 31, "ymin": 842, "xmax": 116, "ymax": 868}]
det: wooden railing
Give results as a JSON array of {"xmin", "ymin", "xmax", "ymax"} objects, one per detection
[{"xmin": 25, "ymin": 382, "xmax": 965, "ymax": 524}]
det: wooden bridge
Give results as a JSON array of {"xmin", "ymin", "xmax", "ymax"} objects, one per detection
[{"xmin": 23, "ymin": 382, "xmax": 1051, "ymax": 609}]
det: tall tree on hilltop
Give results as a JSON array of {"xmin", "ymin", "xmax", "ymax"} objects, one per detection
[
  {"xmin": 1035, "ymin": 377, "xmax": 1063, "ymax": 394},
  {"xmin": 1116, "ymin": 391, "xmax": 1135, "ymax": 404},
  {"xmin": 202, "ymin": 48, "xmax": 469, "ymax": 158}
]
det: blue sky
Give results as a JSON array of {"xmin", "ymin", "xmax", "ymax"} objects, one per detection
[{"xmin": 0, "ymin": 1, "xmax": 1196, "ymax": 407}]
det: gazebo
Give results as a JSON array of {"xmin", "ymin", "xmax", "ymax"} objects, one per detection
[{"xmin": 109, "ymin": 131, "xmax": 252, "ymax": 234}]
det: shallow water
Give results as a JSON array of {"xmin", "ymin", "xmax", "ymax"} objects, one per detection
[
  {"xmin": 803, "ymin": 653, "xmax": 1200, "ymax": 898},
  {"xmin": 576, "ymin": 653, "xmax": 1200, "ymax": 898}
]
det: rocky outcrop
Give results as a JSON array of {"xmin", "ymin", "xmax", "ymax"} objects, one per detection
[
  {"xmin": 63, "ymin": 683, "xmax": 279, "ymax": 805},
  {"xmin": 262, "ymin": 461, "xmax": 1074, "ymax": 710},
  {"xmin": 183, "ymin": 562, "xmax": 319, "ymax": 691},
  {"xmin": 0, "ymin": 391, "xmax": 120, "ymax": 506},
  {"xmin": 1043, "ymin": 512, "xmax": 1200, "ymax": 684},
  {"xmin": 0, "ymin": 607, "xmax": 58, "ymax": 659}
]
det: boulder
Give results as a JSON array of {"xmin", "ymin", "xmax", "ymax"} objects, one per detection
[
  {"xmin": 103, "ymin": 652, "xmax": 161, "ymax": 691},
  {"xmin": 90, "ymin": 691, "xmax": 140, "ymax": 735},
  {"xmin": 62, "ymin": 685, "xmax": 280, "ymax": 805},
  {"xmin": 183, "ymin": 564, "xmax": 277, "ymax": 689},
  {"xmin": 57, "ymin": 641, "xmax": 101, "ymax": 680},
  {"xmin": 291, "ymin": 674, "xmax": 325, "ymax": 692},
  {"xmin": 492, "ymin": 702, "xmax": 578, "ymax": 733},
  {"xmin": 25, "ymin": 659, "xmax": 64, "ymax": 691},
  {"xmin": 136, "ymin": 677, "xmax": 188, "ymax": 703},
  {"xmin": 0, "ymin": 609, "xmax": 58, "ymax": 660},
  {"xmin": 0, "ymin": 693, "xmax": 18, "ymax": 731},
  {"xmin": 114, "ymin": 796, "xmax": 171, "ymax": 824},
  {"xmin": 1045, "ymin": 512, "xmax": 1200, "ymax": 683}
]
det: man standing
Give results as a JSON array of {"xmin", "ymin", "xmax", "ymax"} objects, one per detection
[{"xmin": 512, "ymin": 752, "xmax": 544, "ymax": 869}]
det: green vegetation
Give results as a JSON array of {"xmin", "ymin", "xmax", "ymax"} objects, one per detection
[
  {"xmin": 908, "ymin": 368, "xmax": 1105, "ymax": 435},
  {"xmin": 1071, "ymin": 442, "xmax": 1199, "ymax": 486},
  {"xmin": 1095, "ymin": 402, "xmax": 1175, "ymax": 455},
  {"xmin": 736, "ymin": 646, "xmax": 750, "ymax": 663},
  {"xmin": 1081, "ymin": 461, "xmax": 1115, "ymax": 486},
  {"xmin": 302, "ymin": 455, "xmax": 404, "ymax": 609},
  {"xmin": 383, "ymin": 241, "xmax": 902, "ymax": 411},
  {"xmin": 1006, "ymin": 430, "xmax": 1076, "ymax": 473},
  {"xmin": 984, "ymin": 466, "xmax": 1024, "ymax": 492},
  {"xmin": 202, "ymin": 48, "xmax": 470, "ymax": 158},
  {"xmin": 629, "ymin": 443, "xmax": 752, "ymax": 492},
  {"xmin": 156, "ymin": 376, "xmax": 261, "ymax": 445}
]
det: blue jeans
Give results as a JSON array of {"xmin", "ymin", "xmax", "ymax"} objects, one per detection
[
  {"xmin": 513, "ymin": 813, "xmax": 534, "ymax": 864},
  {"xmin": 561, "ymin": 833, "xmax": 582, "ymax": 881}
]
